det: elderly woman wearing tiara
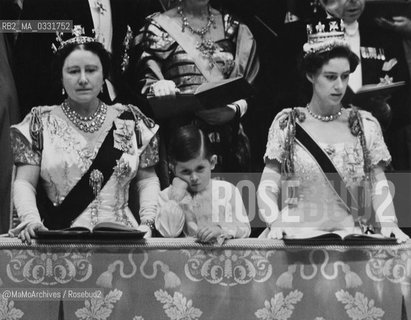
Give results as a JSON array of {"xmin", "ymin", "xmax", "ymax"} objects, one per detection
[
  {"xmin": 257, "ymin": 19, "xmax": 408, "ymax": 242},
  {"xmin": 9, "ymin": 26, "xmax": 160, "ymax": 243}
]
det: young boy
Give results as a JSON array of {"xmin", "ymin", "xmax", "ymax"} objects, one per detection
[{"xmin": 155, "ymin": 125, "xmax": 251, "ymax": 243}]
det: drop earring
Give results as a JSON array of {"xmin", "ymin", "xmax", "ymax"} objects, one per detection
[
  {"xmin": 100, "ymin": 86, "xmax": 104, "ymax": 93},
  {"xmin": 62, "ymin": 88, "xmax": 65, "ymax": 96}
]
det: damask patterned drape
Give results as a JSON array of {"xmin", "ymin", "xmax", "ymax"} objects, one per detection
[{"xmin": 0, "ymin": 238, "xmax": 410, "ymax": 320}]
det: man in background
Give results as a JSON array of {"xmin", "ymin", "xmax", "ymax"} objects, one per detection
[{"xmin": 321, "ymin": 0, "xmax": 411, "ymax": 170}]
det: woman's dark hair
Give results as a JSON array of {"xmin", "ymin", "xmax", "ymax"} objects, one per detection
[
  {"xmin": 168, "ymin": 124, "xmax": 213, "ymax": 164},
  {"xmin": 53, "ymin": 41, "xmax": 112, "ymax": 81},
  {"xmin": 302, "ymin": 45, "xmax": 360, "ymax": 76},
  {"xmin": 290, "ymin": 45, "xmax": 360, "ymax": 105}
]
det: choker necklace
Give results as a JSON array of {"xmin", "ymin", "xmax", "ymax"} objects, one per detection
[
  {"xmin": 178, "ymin": 5, "xmax": 218, "ymax": 67},
  {"xmin": 306, "ymin": 104, "xmax": 342, "ymax": 122},
  {"xmin": 62, "ymin": 100, "xmax": 107, "ymax": 133}
]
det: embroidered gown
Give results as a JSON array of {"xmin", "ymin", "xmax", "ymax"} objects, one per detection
[
  {"xmin": 130, "ymin": 12, "xmax": 259, "ymax": 172},
  {"xmin": 260, "ymin": 107, "xmax": 391, "ymax": 236},
  {"xmin": 10, "ymin": 103, "xmax": 159, "ymax": 230}
]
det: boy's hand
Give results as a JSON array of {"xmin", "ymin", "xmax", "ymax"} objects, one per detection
[
  {"xmin": 196, "ymin": 225, "xmax": 224, "ymax": 243},
  {"xmin": 170, "ymin": 177, "xmax": 189, "ymax": 202}
]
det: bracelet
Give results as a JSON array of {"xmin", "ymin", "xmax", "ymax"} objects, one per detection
[{"xmin": 141, "ymin": 219, "xmax": 155, "ymax": 230}]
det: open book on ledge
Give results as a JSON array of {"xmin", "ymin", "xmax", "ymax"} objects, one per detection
[
  {"xmin": 147, "ymin": 76, "xmax": 254, "ymax": 119},
  {"xmin": 350, "ymin": 81, "xmax": 405, "ymax": 105},
  {"xmin": 353, "ymin": 81, "xmax": 405, "ymax": 95},
  {"xmin": 35, "ymin": 222, "xmax": 146, "ymax": 240},
  {"xmin": 283, "ymin": 229, "xmax": 397, "ymax": 245}
]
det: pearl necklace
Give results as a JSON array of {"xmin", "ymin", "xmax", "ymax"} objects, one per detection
[
  {"xmin": 306, "ymin": 104, "xmax": 342, "ymax": 122},
  {"xmin": 62, "ymin": 100, "xmax": 107, "ymax": 133}
]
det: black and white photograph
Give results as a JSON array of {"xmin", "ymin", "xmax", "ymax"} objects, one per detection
[{"xmin": 1, "ymin": 0, "xmax": 411, "ymax": 318}]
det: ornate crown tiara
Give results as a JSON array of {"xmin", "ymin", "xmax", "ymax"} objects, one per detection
[
  {"xmin": 51, "ymin": 25, "xmax": 98, "ymax": 53},
  {"xmin": 303, "ymin": 19, "xmax": 350, "ymax": 55}
]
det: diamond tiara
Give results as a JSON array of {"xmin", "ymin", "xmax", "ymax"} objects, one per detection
[
  {"xmin": 303, "ymin": 19, "xmax": 350, "ymax": 55},
  {"xmin": 51, "ymin": 25, "xmax": 98, "ymax": 53}
]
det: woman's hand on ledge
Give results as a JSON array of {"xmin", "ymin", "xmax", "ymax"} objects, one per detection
[
  {"xmin": 380, "ymin": 223, "xmax": 409, "ymax": 243},
  {"xmin": 19, "ymin": 222, "xmax": 48, "ymax": 245}
]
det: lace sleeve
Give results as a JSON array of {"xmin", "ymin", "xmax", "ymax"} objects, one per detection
[
  {"xmin": 10, "ymin": 107, "xmax": 45, "ymax": 166},
  {"xmin": 139, "ymin": 132, "xmax": 159, "ymax": 168},
  {"xmin": 263, "ymin": 109, "xmax": 290, "ymax": 163},
  {"xmin": 361, "ymin": 110, "xmax": 391, "ymax": 168},
  {"xmin": 10, "ymin": 128, "xmax": 41, "ymax": 166},
  {"xmin": 123, "ymin": 104, "xmax": 159, "ymax": 168}
]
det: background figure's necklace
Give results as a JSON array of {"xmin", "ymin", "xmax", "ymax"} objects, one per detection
[
  {"xmin": 306, "ymin": 104, "xmax": 342, "ymax": 122},
  {"xmin": 62, "ymin": 100, "xmax": 107, "ymax": 133},
  {"xmin": 178, "ymin": 5, "xmax": 218, "ymax": 67}
]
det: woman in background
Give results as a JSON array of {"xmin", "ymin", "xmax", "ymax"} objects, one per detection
[{"xmin": 128, "ymin": 0, "xmax": 259, "ymax": 186}]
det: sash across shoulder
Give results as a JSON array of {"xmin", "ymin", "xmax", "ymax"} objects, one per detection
[{"xmin": 38, "ymin": 111, "xmax": 136, "ymax": 229}]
